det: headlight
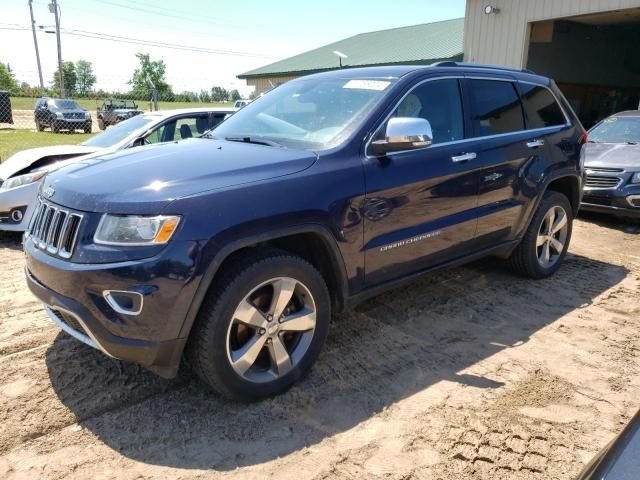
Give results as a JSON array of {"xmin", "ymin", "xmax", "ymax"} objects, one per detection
[
  {"xmin": 0, "ymin": 171, "xmax": 47, "ymax": 190},
  {"xmin": 55, "ymin": 112, "xmax": 64, "ymax": 118},
  {"xmin": 84, "ymin": 112, "xmax": 91, "ymax": 119},
  {"xmin": 631, "ymin": 172, "xmax": 640, "ymax": 184},
  {"xmin": 94, "ymin": 214, "xmax": 181, "ymax": 246}
]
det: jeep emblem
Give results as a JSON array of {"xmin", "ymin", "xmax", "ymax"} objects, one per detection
[{"xmin": 43, "ymin": 187, "xmax": 55, "ymax": 198}]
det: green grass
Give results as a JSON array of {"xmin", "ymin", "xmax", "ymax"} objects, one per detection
[
  {"xmin": 10, "ymin": 96, "xmax": 230, "ymax": 112},
  {"xmin": 0, "ymin": 130, "xmax": 95, "ymax": 163}
]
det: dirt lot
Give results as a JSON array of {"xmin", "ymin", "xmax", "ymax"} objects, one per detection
[{"xmin": 0, "ymin": 213, "xmax": 638, "ymax": 480}]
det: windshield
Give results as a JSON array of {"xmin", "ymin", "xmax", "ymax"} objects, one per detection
[
  {"xmin": 51, "ymin": 99, "xmax": 81, "ymax": 110},
  {"xmin": 211, "ymin": 76, "xmax": 397, "ymax": 150},
  {"xmin": 110, "ymin": 100, "xmax": 137, "ymax": 109},
  {"xmin": 589, "ymin": 116, "xmax": 640, "ymax": 144},
  {"xmin": 82, "ymin": 114, "xmax": 158, "ymax": 148}
]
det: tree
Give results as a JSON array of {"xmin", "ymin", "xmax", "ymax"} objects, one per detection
[
  {"xmin": 210, "ymin": 86, "xmax": 228, "ymax": 102},
  {"xmin": 199, "ymin": 90, "xmax": 211, "ymax": 103},
  {"xmin": 229, "ymin": 89, "xmax": 241, "ymax": 102},
  {"xmin": 75, "ymin": 60, "xmax": 96, "ymax": 96},
  {"xmin": 129, "ymin": 53, "xmax": 172, "ymax": 101},
  {"xmin": 0, "ymin": 62, "xmax": 18, "ymax": 93},
  {"xmin": 51, "ymin": 61, "xmax": 77, "ymax": 96}
]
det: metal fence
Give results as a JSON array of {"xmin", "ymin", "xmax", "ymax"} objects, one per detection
[{"xmin": 0, "ymin": 91, "xmax": 236, "ymax": 134}]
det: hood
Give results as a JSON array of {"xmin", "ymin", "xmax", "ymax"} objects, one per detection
[
  {"xmin": 0, "ymin": 144, "xmax": 99, "ymax": 181},
  {"xmin": 41, "ymin": 138, "xmax": 318, "ymax": 214},
  {"xmin": 584, "ymin": 143, "xmax": 640, "ymax": 169}
]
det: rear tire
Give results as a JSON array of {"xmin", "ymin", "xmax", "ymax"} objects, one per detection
[
  {"xmin": 187, "ymin": 249, "xmax": 331, "ymax": 401},
  {"xmin": 509, "ymin": 190, "xmax": 573, "ymax": 279}
]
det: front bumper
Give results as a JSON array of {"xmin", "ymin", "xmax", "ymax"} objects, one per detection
[
  {"xmin": 581, "ymin": 190, "xmax": 640, "ymax": 218},
  {"xmin": 24, "ymin": 236, "xmax": 202, "ymax": 377},
  {"xmin": 0, "ymin": 181, "xmax": 39, "ymax": 231},
  {"xmin": 55, "ymin": 119, "xmax": 91, "ymax": 129}
]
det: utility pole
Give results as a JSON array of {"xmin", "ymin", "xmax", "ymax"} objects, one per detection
[
  {"xmin": 28, "ymin": 0, "xmax": 44, "ymax": 90},
  {"xmin": 49, "ymin": 0, "xmax": 64, "ymax": 97}
]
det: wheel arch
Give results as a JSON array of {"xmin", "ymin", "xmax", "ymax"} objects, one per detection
[
  {"xmin": 545, "ymin": 174, "xmax": 581, "ymax": 217},
  {"xmin": 177, "ymin": 225, "xmax": 349, "ymax": 340}
]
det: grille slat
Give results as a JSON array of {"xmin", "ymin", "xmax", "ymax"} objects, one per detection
[
  {"xmin": 585, "ymin": 174, "xmax": 621, "ymax": 188},
  {"xmin": 29, "ymin": 199, "xmax": 83, "ymax": 259},
  {"xmin": 585, "ymin": 167, "xmax": 624, "ymax": 173}
]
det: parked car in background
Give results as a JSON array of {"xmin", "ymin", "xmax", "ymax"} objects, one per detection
[
  {"xmin": 97, "ymin": 99, "xmax": 143, "ymax": 130},
  {"xmin": 0, "ymin": 107, "xmax": 236, "ymax": 231},
  {"xmin": 23, "ymin": 63, "xmax": 585, "ymax": 400},
  {"xmin": 234, "ymin": 99, "xmax": 251, "ymax": 109},
  {"xmin": 34, "ymin": 97, "xmax": 92, "ymax": 133},
  {"xmin": 581, "ymin": 111, "xmax": 640, "ymax": 219},
  {"xmin": 577, "ymin": 410, "xmax": 640, "ymax": 479}
]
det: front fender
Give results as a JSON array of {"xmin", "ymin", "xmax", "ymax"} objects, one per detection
[{"xmin": 177, "ymin": 223, "xmax": 350, "ymax": 340}]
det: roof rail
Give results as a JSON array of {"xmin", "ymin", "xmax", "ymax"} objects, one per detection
[{"xmin": 431, "ymin": 61, "xmax": 535, "ymax": 75}]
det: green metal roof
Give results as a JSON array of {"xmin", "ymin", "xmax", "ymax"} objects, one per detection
[{"xmin": 238, "ymin": 17, "xmax": 464, "ymax": 79}]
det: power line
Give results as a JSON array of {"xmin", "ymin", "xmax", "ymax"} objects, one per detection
[{"xmin": 0, "ymin": 24, "xmax": 277, "ymax": 59}]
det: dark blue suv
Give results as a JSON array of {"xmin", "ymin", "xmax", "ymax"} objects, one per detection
[{"xmin": 24, "ymin": 64, "xmax": 585, "ymax": 400}]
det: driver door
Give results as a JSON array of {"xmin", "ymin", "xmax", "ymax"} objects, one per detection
[{"xmin": 363, "ymin": 77, "xmax": 479, "ymax": 286}]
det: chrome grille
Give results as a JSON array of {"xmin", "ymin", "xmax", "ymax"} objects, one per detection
[
  {"xmin": 584, "ymin": 175, "xmax": 621, "ymax": 188},
  {"xmin": 62, "ymin": 112, "xmax": 85, "ymax": 119},
  {"xmin": 28, "ymin": 199, "xmax": 82, "ymax": 258}
]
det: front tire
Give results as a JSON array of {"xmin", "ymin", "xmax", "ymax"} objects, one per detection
[
  {"xmin": 98, "ymin": 118, "xmax": 105, "ymax": 130},
  {"xmin": 509, "ymin": 190, "xmax": 573, "ymax": 279},
  {"xmin": 51, "ymin": 120, "xmax": 60, "ymax": 133},
  {"xmin": 35, "ymin": 119, "xmax": 44, "ymax": 131},
  {"xmin": 187, "ymin": 249, "xmax": 331, "ymax": 400}
]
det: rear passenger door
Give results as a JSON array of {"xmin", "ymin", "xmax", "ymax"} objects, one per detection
[{"xmin": 464, "ymin": 77, "xmax": 554, "ymax": 248}]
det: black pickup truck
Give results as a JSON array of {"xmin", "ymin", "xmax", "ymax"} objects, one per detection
[{"xmin": 24, "ymin": 63, "xmax": 585, "ymax": 400}]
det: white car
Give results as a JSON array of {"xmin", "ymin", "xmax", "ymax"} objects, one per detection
[{"xmin": 0, "ymin": 107, "xmax": 236, "ymax": 231}]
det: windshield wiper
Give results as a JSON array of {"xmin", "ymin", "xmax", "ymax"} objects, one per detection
[
  {"xmin": 626, "ymin": 141, "xmax": 638, "ymax": 145},
  {"xmin": 224, "ymin": 136, "xmax": 285, "ymax": 148}
]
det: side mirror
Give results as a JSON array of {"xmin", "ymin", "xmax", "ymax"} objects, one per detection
[{"xmin": 371, "ymin": 117, "xmax": 433, "ymax": 156}]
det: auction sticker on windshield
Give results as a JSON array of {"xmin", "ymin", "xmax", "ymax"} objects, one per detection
[{"xmin": 343, "ymin": 80, "xmax": 391, "ymax": 91}]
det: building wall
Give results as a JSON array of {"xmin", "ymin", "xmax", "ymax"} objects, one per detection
[
  {"xmin": 245, "ymin": 75, "xmax": 300, "ymax": 95},
  {"xmin": 464, "ymin": 0, "xmax": 640, "ymax": 68}
]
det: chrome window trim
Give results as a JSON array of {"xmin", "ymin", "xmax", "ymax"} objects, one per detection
[{"xmin": 364, "ymin": 75, "xmax": 571, "ymax": 160}]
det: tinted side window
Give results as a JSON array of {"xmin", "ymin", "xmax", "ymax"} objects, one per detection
[
  {"xmin": 519, "ymin": 84, "xmax": 566, "ymax": 129},
  {"xmin": 386, "ymin": 78, "xmax": 464, "ymax": 144},
  {"xmin": 468, "ymin": 79, "xmax": 524, "ymax": 136}
]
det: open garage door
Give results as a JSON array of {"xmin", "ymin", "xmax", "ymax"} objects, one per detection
[{"xmin": 526, "ymin": 8, "xmax": 640, "ymax": 129}]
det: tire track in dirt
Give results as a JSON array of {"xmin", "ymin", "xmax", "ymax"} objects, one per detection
[{"xmin": 0, "ymin": 217, "xmax": 638, "ymax": 479}]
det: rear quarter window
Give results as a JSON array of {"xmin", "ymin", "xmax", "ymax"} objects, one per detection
[{"xmin": 519, "ymin": 83, "xmax": 566, "ymax": 129}]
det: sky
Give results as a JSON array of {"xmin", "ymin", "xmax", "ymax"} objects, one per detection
[{"xmin": 1, "ymin": 0, "xmax": 466, "ymax": 96}]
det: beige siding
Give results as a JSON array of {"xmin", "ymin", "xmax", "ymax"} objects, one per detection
[
  {"xmin": 464, "ymin": 0, "xmax": 640, "ymax": 67},
  {"xmin": 245, "ymin": 75, "xmax": 300, "ymax": 95}
]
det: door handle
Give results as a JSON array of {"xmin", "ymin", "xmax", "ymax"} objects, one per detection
[
  {"xmin": 451, "ymin": 152, "xmax": 477, "ymax": 163},
  {"xmin": 526, "ymin": 139, "xmax": 545, "ymax": 148}
]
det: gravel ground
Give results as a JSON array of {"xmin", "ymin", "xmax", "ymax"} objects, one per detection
[{"xmin": 0, "ymin": 213, "xmax": 638, "ymax": 480}]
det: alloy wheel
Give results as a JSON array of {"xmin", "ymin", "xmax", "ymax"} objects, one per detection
[
  {"xmin": 225, "ymin": 277, "xmax": 316, "ymax": 383},
  {"xmin": 536, "ymin": 205, "xmax": 569, "ymax": 268}
]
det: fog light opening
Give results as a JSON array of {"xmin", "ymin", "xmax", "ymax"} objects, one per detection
[
  {"xmin": 103, "ymin": 290, "xmax": 144, "ymax": 316},
  {"xmin": 11, "ymin": 210, "xmax": 23, "ymax": 222}
]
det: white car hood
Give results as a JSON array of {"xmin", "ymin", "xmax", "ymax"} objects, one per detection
[{"xmin": 0, "ymin": 144, "xmax": 99, "ymax": 181}]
